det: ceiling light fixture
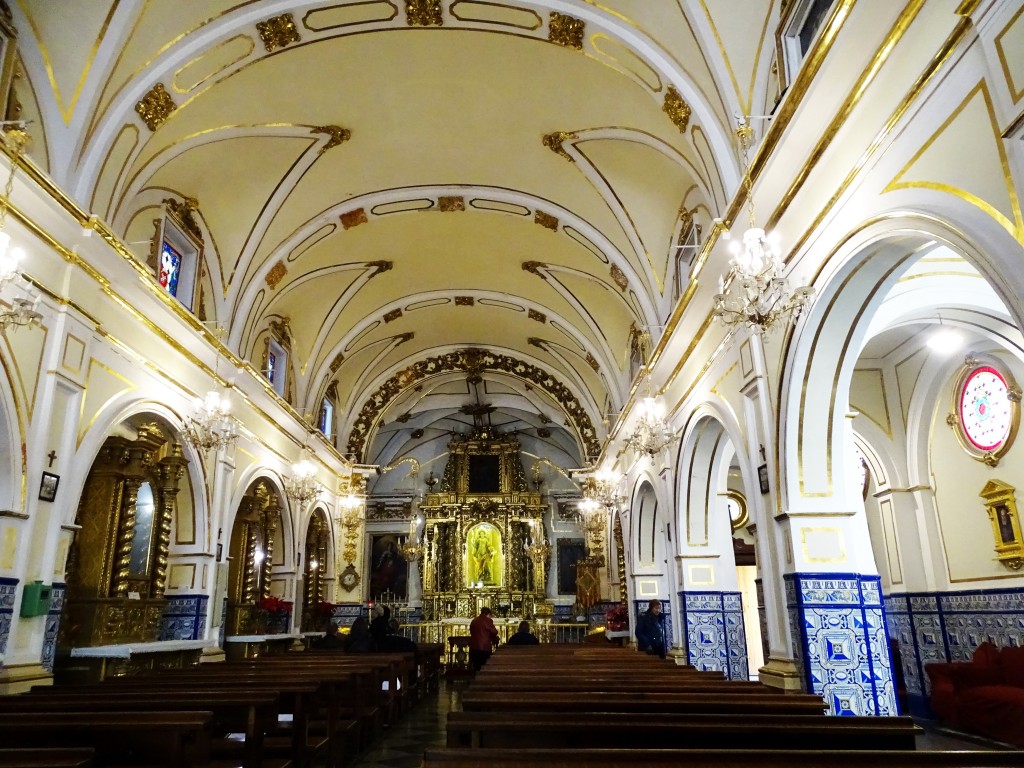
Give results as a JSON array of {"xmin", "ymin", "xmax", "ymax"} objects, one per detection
[
  {"xmin": 284, "ymin": 452, "xmax": 322, "ymax": 507},
  {"xmin": 713, "ymin": 119, "xmax": 814, "ymax": 334},
  {"xmin": 624, "ymin": 368, "xmax": 678, "ymax": 459},
  {"xmin": 927, "ymin": 314, "xmax": 963, "ymax": 354},
  {"xmin": 183, "ymin": 389, "xmax": 238, "ymax": 455}
]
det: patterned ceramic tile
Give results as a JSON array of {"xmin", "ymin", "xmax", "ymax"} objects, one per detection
[
  {"xmin": 678, "ymin": 590, "xmax": 748, "ymax": 679},
  {"xmin": 40, "ymin": 583, "xmax": 65, "ymax": 673},
  {"xmin": 786, "ymin": 573, "xmax": 897, "ymax": 716},
  {"xmin": 158, "ymin": 594, "xmax": 209, "ymax": 640},
  {"xmin": 0, "ymin": 577, "xmax": 17, "ymax": 660}
]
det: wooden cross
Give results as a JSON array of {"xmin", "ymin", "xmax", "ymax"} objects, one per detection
[{"xmin": 47, "ymin": 450, "xmax": 57, "ymax": 467}]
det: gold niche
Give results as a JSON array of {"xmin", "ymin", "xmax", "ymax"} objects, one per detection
[
  {"xmin": 256, "ymin": 13, "xmax": 301, "ymax": 52},
  {"xmin": 60, "ymin": 424, "xmax": 188, "ymax": 649},
  {"xmin": 135, "ymin": 83, "xmax": 176, "ymax": 131},
  {"xmin": 980, "ymin": 480, "xmax": 1024, "ymax": 570},
  {"xmin": 663, "ymin": 85, "xmax": 692, "ymax": 133},
  {"xmin": 407, "ymin": 0, "xmax": 443, "ymax": 26},
  {"xmin": 226, "ymin": 481, "xmax": 284, "ymax": 635},
  {"xmin": 549, "ymin": 11, "xmax": 585, "ymax": 50}
]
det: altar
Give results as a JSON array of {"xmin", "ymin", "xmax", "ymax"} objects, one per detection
[{"xmin": 416, "ymin": 429, "xmax": 553, "ymax": 621}]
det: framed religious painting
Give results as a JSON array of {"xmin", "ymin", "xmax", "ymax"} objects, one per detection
[
  {"xmin": 979, "ymin": 479, "xmax": 1024, "ymax": 570},
  {"xmin": 948, "ymin": 356, "xmax": 1021, "ymax": 467}
]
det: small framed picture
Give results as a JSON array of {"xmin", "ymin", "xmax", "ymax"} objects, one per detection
[
  {"xmin": 757, "ymin": 464, "xmax": 770, "ymax": 495},
  {"xmin": 38, "ymin": 471, "xmax": 60, "ymax": 502}
]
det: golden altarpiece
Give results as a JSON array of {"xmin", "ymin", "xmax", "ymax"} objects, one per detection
[
  {"xmin": 60, "ymin": 424, "xmax": 189, "ymax": 648},
  {"xmin": 417, "ymin": 429, "xmax": 552, "ymax": 620},
  {"xmin": 225, "ymin": 480, "xmax": 284, "ymax": 635}
]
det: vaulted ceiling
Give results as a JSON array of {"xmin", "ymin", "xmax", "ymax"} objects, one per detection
[{"xmin": 12, "ymin": 0, "xmax": 778, "ymax": 467}]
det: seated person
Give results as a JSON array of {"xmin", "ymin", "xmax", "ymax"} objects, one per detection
[
  {"xmin": 345, "ymin": 616, "xmax": 374, "ymax": 653},
  {"xmin": 378, "ymin": 617, "xmax": 418, "ymax": 653},
  {"xmin": 505, "ymin": 620, "xmax": 540, "ymax": 646}
]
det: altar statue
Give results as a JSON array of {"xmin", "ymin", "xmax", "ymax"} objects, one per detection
[{"xmin": 466, "ymin": 523, "xmax": 502, "ymax": 587}]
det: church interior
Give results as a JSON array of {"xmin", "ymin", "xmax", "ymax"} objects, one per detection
[{"xmin": 1, "ymin": 0, "xmax": 1024, "ymax": 756}]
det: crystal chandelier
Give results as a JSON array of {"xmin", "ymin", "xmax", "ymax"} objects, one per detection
[
  {"xmin": 713, "ymin": 120, "xmax": 814, "ymax": 334},
  {"xmin": 284, "ymin": 455, "xmax": 322, "ymax": 507},
  {"xmin": 400, "ymin": 515, "xmax": 424, "ymax": 561},
  {"xmin": 183, "ymin": 390, "xmax": 238, "ymax": 455},
  {"xmin": 525, "ymin": 519, "xmax": 551, "ymax": 561},
  {"xmin": 0, "ymin": 126, "xmax": 42, "ymax": 332},
  {"xmin": 624, "ymin": 371, "xmax": 678, "ymax": 458}
]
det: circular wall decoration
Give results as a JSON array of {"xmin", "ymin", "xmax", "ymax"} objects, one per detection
[
  {"xmin": 725, "ymin": 491, "xmax": 748, "ymax": 530},
  {"xmin": 950, "ymin": 360, "xmax": 1020, "ymax": 466}
]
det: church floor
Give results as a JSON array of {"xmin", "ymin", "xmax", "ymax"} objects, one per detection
[{"xmin": 338, "ymin": 681, "xmax": 1000, "ymax": 768}]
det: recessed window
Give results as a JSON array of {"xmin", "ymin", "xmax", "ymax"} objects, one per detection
[
  {"xmin": 265, "ymin": 337, "xmax": 287, "ymax": 397},
  {"xmin": 318, "ymin": 397, "xmax": 334, "ymax": 439},
  {"xmin": 778, "ymin": 0, "xmax": 835, "ymax": 88},
  {"xmin": 151, "ymin": 201, "xmax": 202, "ymax": 311}
]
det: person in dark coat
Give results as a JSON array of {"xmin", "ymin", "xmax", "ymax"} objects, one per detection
[
  {"xmin": 505, "ymin": 620, "xmax": 540, "ymax": 646},
  {"xmin": 378, "ymin": 617, "xmax": 418, "ymax": 653},
  {"xmin": 369, "ymin": 604, "xmax": 390, "ymax": 649},
  {"xmin": 634, "ymin": 599, "xmax": 666, "ymax": 658},
  {"xmin": 345, "ymin": 616, "xmax": 373, "ymax": 652}
]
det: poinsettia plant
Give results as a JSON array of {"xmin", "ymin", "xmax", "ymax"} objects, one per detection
[
  {"xmin": 258, "ymin": 596, "xmax": 292, "ymax": 615},
  {"xmin": 604, "ymin": 604, "xmax": 628, "ymax": 631}
]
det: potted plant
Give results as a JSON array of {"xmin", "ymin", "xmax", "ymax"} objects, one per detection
[
  {"xmin": 258, "ymin": 595, "xmax": 292, "ymax": 634},
  {"xmin": 604, "ymin": 604, "xmax": 628, "ymax": 632}
]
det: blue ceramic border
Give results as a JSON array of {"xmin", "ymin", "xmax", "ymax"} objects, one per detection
[{"xmin": 0, "ymin": 577, "xmax": 17, "ymax": 663}]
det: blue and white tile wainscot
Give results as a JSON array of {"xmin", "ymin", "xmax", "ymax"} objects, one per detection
[
  {"xmin": 0, "ymin": 577, "xmax": 16, "ymax": 662},
  {"xmin": 40, "ymin": 582, "xmax": 65, "ymax": 672},
  {"xmin": 678, "ymin": 591, "xmax": 748, "ymax": 680},
  {"xmin": 158, "ymin": 595, "xmax": 210, "ymax": 641},
  {"xmin": 885, "ymin": 586, "xmax": 1024, "ymax": 716},
  {"xmin": 785, "ymin": 573, "xmax": 898, "ymax": 716}
]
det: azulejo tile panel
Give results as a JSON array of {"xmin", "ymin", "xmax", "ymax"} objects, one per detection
[
  {"xmin": 158, "ymin": 594, "xmax": 209, "ymax": 641},
  {"xmin": 0, "ymin": 577, "xmax": 17, "ymax": 661},
  {"xmin": 333, "ymin": 604, "xmax": 365, "ymax": 628},
  {"xmin": 678, "ymin": 591, "xmax": 748, "ymax": 680},
  {"xmin": 886, "ymin": 585, "xmax": 1024, "ymax": 714},
  {"xmin": 40, "ymin": 583, "xmax": 65, "ymax": 673},
  {"xmin": 786, "ymin": 573, "xmax": 897, "ymax": 717}
]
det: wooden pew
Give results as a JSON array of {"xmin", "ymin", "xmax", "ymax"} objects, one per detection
[
  {"xmin": 0, "ymin": 749, "xmax": 95, "ymax": 768},
  {"xmin": 2, "ymin": 690, "xmax": 281, "ymax": 768},
  {"xmin": 466, "ymin": 678, "xmax": 766, "ymax": 694},
  {"xmin": 0, "ymin": 711, "xmax": 213, "ymax": 768},
  {"xmin": 94, "ymin": 672, "xmax": 336, "ymax": 766},
  {"xmin": 459, "ymin": 690, "xmax": 828, "ymax": 715},
  {"xmin": 423, "ymin": 748, "xmax": 1024, "ymax": 768},
  {"xmin": 445, "ymin": 711, "xmax": 922, "ymax": 751}
]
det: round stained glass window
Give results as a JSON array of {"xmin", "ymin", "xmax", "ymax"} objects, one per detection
[{"xmin": 958, "ymin": 366, "xmax": 1014, "ymax": 452}]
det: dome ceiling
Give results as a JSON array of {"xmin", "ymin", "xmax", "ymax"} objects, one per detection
[{"xmin": 13, "ymin": 0, "xmax": 778, "ymax": 465}]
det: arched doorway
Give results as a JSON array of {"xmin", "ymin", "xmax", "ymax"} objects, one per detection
[
  {"xmin": 300, "ymin": 507, "xmax": 332, "ymax": 631},
  {"xmin": 59, "ymin": 417, "xmax": 190, "ymax": 652}
]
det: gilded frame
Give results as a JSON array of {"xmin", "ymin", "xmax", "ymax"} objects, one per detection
[
  {"xmin": 948, "ymin": 355, "xmax": 1021, "ymax": 467},
  {"xmin": 979, "ymin": 479, "xmax": 1024, "ymax": 570}
]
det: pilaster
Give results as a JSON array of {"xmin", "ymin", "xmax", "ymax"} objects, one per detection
[{"xmin": 677, "ymin": 590, "xmax": 748, "ymax": 679}]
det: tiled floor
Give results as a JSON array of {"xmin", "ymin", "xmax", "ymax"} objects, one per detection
[
  {"xmin": 343, "ymin": 683, "xmax": 1009, "ymax": 767},
  {"xmin": 346, "ymin": 681, "xmax": 462, "ymax": 768}
]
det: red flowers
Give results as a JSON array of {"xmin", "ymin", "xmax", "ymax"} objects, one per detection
[
  {"xmin": 604, "ymin": 604, "xmax": 628, "ymax": 631},
  {"xmin": 258, "ymin": 596, "xmax": 292, "ymax": 615},
  {"xmin": 315, "ymin": 600, "xmax": 337, "ymax": 617}
]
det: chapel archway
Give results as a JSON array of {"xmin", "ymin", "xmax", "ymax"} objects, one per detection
[
  {"xmin": 674, "ymin": 412, "xmax": 761, "ymax": 679},
  {"xmin": 225, "ymin": 478, "xmax": 289, "ymax": 635},
  {"xmin": 58, "ymin": 415, "xmax": 190, "ymax": 651},
  {"xmin": 299, "ymin": 506, "xmax": 333, "ymax": 631}
]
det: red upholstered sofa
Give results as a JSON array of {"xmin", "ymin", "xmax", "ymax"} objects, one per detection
[{"xmin": 926, "ymin": 642, "xmax": 1024, "ymax": 747}]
